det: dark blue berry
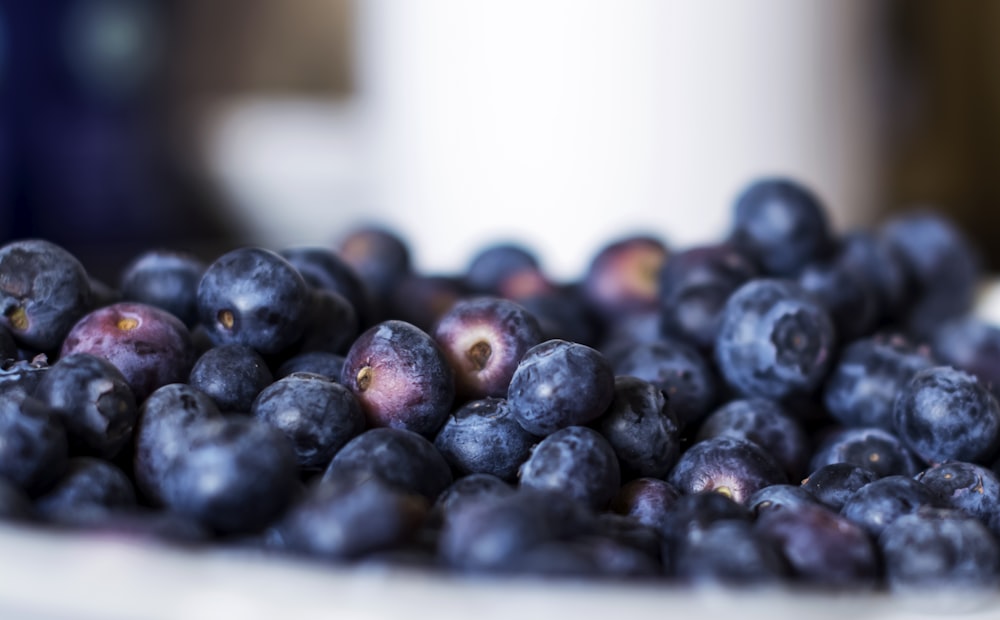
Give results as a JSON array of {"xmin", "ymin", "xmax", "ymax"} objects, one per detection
[
  {"xmin": 518, "ymin": 426, "xmax": 621, "ymax": 511},
  {"xmin": 747, "ymin": 484, "xmax": 818, "ymax": 516},
  {"xmin": 0, "ymin": 393, "xmax": 67, "ymax": 496},
  {"xmin": 188, "ymin": 344, "xmax": 273, "ymax": 414},
  {"xmin": 840, "ymin": 475, "xmax": 940, "ymax": 537},
  {"xmin": 668, "ymin": 436, "xmax": 786, "ymax": 504},
  {"xmin": 433, "ymin": 397, "xmax": 538, "ymax": 482},
  {"xmin": 275, "ymin": 351, "xmax": 345, "ymax": 382},
  {"xmin": 580, "ymin": 235, "xmax": 668, "ymax": 322},
  {"xmin": 810, "ymin": 426, "xmax": 920, "ymax": 478},
  {"xmin": 596, "ymin": 376, "xmax": 680, "ymax": 479},
  {"xmin": 464, "ymin": 242, "xmax": 540, "ymax": 295},
  {"xmin": 35, "ymin": 457, "xmax": 136, "ymax": 525},
  {"xmin": 119, "ymin": 249, "xmax": 206, "ymax": 327},
  {"xmin": 674, "ymin": 519, "xmax": 789, "ymax": 586},
  {"xmin": 801, "ymin": 463, "xmax": 878, "ymax": 512},
  {"xmin": 916, "ymin": 461, "xmax": 1000, "ymax": 538}
]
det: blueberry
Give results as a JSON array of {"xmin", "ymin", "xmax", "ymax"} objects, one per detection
[
  {"xmin": 432, "ymin": 473, "xmax": 515, "ymax": 525},
  {"xmin": 728, "ymin": 177, "xmax": 833, "ymax": 277},
  {"xmin": 290, "ymin": 288, "xmax": 359, "ymax": 356},
  {"xmin": 35, "ymin": 457, "xmax": 136, "ymax": 525},
  {"xmin": 596, "ymin": 376, "xmax": 680, "ymax": 479},
  {"xmin": 507, "ymin": 339, "xmax": 614, "ymax": 436},
  {"xmin": 340, "ymin": 320, "xmax": 455, "ymax": 438},
  {"xmin": 657, "ymin": 243, "xmax": 759, "ymax": 351},
  {"xmin": 840, "ymin": 475, "xmax": 940, "ymax": 537},
  {"xmin": 822, "ymin": 333, "xmax": 935, "ymax": 431},
  {"xmin": 674, "ymin": 519, "xmax": 789, "ymax": 586},
  {"xmin": 388, "ymin": 274, "xmax": 466, "ymax": 333},
  {"xmin": 747, "ymin": 484, "xmax": 818, "ymax": 516},
  {"xmin": 893, "ymin": 366, "xmax": 1000, "ymax": 465},
  {"xmin": 34, "ymin": 352, "xmax": 138, "ymax": 458},
  {"xmin": 695, "ymin": 397, "xmax": 809, "ymax": 481},
  {"xmin": 0, "ymin": 477, "xmax": 33, "ymax": 522},
  {"xmin": 518, "ymin": 426, "xmax": 621, "ymax": 511},
  {"xmin": 800, "ymin": 463, "xmax": 878, "ymax": 512},
  {"xmin": 251, "ymin": 372, "xmax": 364, "ymax": 471},
  {"xmin": 916, "ymin": 461, "xmax": 1000, "ymax": 538},
  {"xmin": 60, "ymin": 301, "xmax": 196, "ymax": 402},
  {"xmin": 277, "ymin": 473, "xmax": 428, "ymax": 561},
  {"xmin": 517, "ymin": 287, "xmax": 600, "ymax": 346},
  {"xmin": 159, "ymin": 415, "xmax": 297, "ymax": 534},
  {"xmin": 119, "ymin": 249, "xmax": 206, "ymax": 327},
  {"xmin": 431, "ymin": 297, "xmax": 543, "ymax": 400},
  {"xmin": 668, "ymin": 436, "xmax": 786, "ymax": 505},
  {"xmin": 433, "ymin": 397, "xmax": 538, "ymax": 482},
  {"xmin": 0, "ymin": 356, "xmax": 51, "ymax": 398},
  {"xmin": 275, "ymin": 351, "xmax": 345, "ymax": 382},
  {"xmin": 0, "ymin": 239, "xmax": 94, "ymax": 352},
  {"xmin": 609, "ymin": 477, "xmax": 681, "ymax": 532},
  {"xmin": 879, "ymin": 507, "xmax": 1000, "ymax": 593},
  {"xmin": 337, "ymin": 226, "xmax": 412, "ymax": 307},
  {"xmin": 810, "ymin": 426, "xmax": 920, "ymax": 479},
  {"xmin": 280, "ymin": 245, "xmax": 372, "ymax": 327},
  {"xmin": 837, "ymin": 230, "xmax": 911, "ymax": 323},
  {"xmin": 323, "ymin": 428, "xmax": 453, "ymax": 502},
  {"xmin": 196, "ymin": 247, "xmax": 310, "ymax": 355},
  {"xmin": 504, "ymin": 536, "xmax": 661, "ymax": 580},
  {"xmin": 931, "ymin": 316, "xmax": 1000, "ymax": 400},
  {"xmin": 0, "ymin": 393, "xmax": 67, "ymax": 496},
  {"xmin": 580, "ymin": 235, "xmax": 668, "ymax": 322},
  {"xmin": 188, "ymin": 344, "xmax": 273, "ymax": 414},
  {"xmin": 464, "ymin": 242, "xmax": 540, "ymax": 295},
  {"xmin": 715, "ymin": 279, "xmax": 836, "ymax": 400},
  {"xmin": 797, "ymin": 257, "xmax": 880, "ymax": 343},
  {"xmin": 611, "ymin": 338, "xmax": 718, "ymax": 430},
  {"xmin": 658, "ymin": 492, "xmax": 752, "ymax": 570}
]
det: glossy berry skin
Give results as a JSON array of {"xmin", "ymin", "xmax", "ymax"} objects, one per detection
[
  {"xmin": 519, "ymin": 426, "xmax": 621, "ymax": 511},
  {"xmin": 932, "ymin": 317, "xmax": 1000, "ymax": 399},
  {"xmin": 275, "ymin": 351, "xmax": 345, "ymax": 382},
  {"xmin": 580, "ymin": 235, "xmax": 668, "ymax": 322},
  {"xmin": 277, "ymin": 473, "xmax": 428, "ymax": 560},
  {"xmin": 507, "ymin": 339, "xmax": 614, "ymax": 436},
  {"xmin": 754, "ymin": 503, "xmax": 879, "ymax": 589},
  {"xmin": 34, "ymin": 353, "xmax": 138, "ymax": 458},
  {"xmin": 840, "ymin": 475, "xmax": 940, "ymax": 537},
  {"xmin": 0, "ymin": 239, "xmax": 94, "ymax": 352},
  {"xmin": 879, "ymin": 508, "xmax": 1000, "ymax": 593},
  {"xmin": 728, "ymin": 177, "xmax": 833, "ymax": 277},
  {"xmin": 657, "ymin": 243, "xmax": 759, "ymax": 351},
  {"xmin": 668, "ymin": 436, "xmax": 786, "ymax": 505},
  {"xmin": 322, "ymin": 428, "xmax": 453, "ymax": 502},
  {"xmin": 674, "ymin": 520, "xmax": 789, "ymax": 586},
  {"xmin": 280, "ymin": 245, "xmax": 372, "ymax": 327},
  {"xmin": 916, "ymin": 461, "xmax": 1000, "ymax": 537},
  {"xmin": 893, "ymin": 366, "xmax": 1000, "ymax": 465},
  {"xmin": 119, "ymin": 249, "xmax": 206, "ymax": 327},
  {"xmin": 433, "ymin": 397, "xmax": 538, "ymax": 482},
  {"xmin": 60, "ymin": 302, "xmax": 196, "ymax": 402},
  {"xmin": 431, "ymin": 297, "xmax": 543, "ymax": 400},
  {"xmin": 0, "ymin": 394, "xmax": 68, "ymax": 496},
  {"xmin": 133, "ymin": 383, "xmax": 223, "ymax": 506},
  {"xmin": 695, "ymin": 398, "xmax": 809, "ymax": 481},
  {"xmin": 251, "ymin": 372, "xmax": 364, "ymax": 471},
  {"xmin": 823, "ymin": 334, "xmax": 935, "ymax": 431},
  {"xmin": 609, "ymin": 478, "xmax": 681, "ymax": 532},
  {"xmin": 801, "ymin": 463, "xmax": 878, "ymax": 512},
  {"xmin": 159, "ymin": 415, "xmax": 297, "ymax": 534},
  {"xmin": 463, "ymin": 242, "xmax": 540, "ymax": 295},
  {"xmin": 196, "ymin": 247, "xmax": 310, "ymax": 355},
  {"xmin": 597, "ymin": 376, "xmax": 680, "ymax": 479},
  {"xmin": 612, "ymin": 338, "xmax": 718, "ymax": 430},
  {"xmin": 810, "ymin": 427, "xmax": 920, "ymax": 478},
  {"xmin": 35, "ymin": 457, "xmax": 136, "ymax": 524},
  {"xmin": 715, "ymin": 279, "xmax": 836, "ymax": 401},
  {"xmin": 188, "ymin": 344, "xmax": 273, "ymax": 414},
  {"xmin": 341, "ymin": 320, "xmax": 455, "ymax": 438}
]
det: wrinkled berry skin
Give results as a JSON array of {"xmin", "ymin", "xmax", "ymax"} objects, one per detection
[
  {"xmin": 916, "ymin": 461, "xmax": 1000, "ymax": 537},
  {"xmin": 433, "ymin": 397, "xmax": 538, "ymax": 482},
  {"xmin": 801, "ymin": 463, "xmax": 878, "ymax": 512},
  {"xmin": 695, "ymin": 397, "xmax": 809, "ymax": 481},
  {"xmin": 160, "ymin": 416, "xmax": 298, "ymax": 534},
  {"xmin": 728, "ymin": 177, "xmax": 833, "ymax": 277},
  {"xmin": 823, "ymin": 334, "xmax": 934, "ymax": 431},
  {"xmin": 612, "ymin": 338, "xmax": 718, "ymax": 430},
  {"xmin": 519, "ymin": 426, "xmax": 621, "ymax": 511},
  {"xmin": 323, "ymin": 428, "xmax": 453, "ymax": 502},
  {"xmin": 893, "ymin": 366, "xmax": 1000, "ymax": 465},
  {"xmin": 580, "ymin": 235, "xmax": 668, "ymax": 322},
  {"xmin": 597, "ymin": 376, "xmax": 680, "ymax": 479},
  {"xmin": 715, "ymin": 279, "xmax": 836, "ymax": 401},
  {"xmin": 755, "ymin": 503, "xmax": 879, "ymax": 589},
  {"xmin": 35, "ymin": 457, "xmax": 136, "ymax": 524},
  {"xmin": 0, "ymin": 239, "xmax": 94, "ymax": 352},
  {"xmin": 277, "ymin": 473, "xmax": 428, "ymax": 560},
  {"xmin": 0, "ymin": 394, "xmax": 67, "ymax": 496},
  {"xmin": 879, "ymin": 508, "xmax": 1000, "ymax": 593},
  {"xmin": 188, "ymin": 344, "xmax": 273, "ymax": 414},
  {"xmin": 674, "ymin": 520, "xmax": 790, "ymax": 586},
  {"xmin": 810, "ymin": 426, "xmax": 920, "ymax": 479},
  {"xmin": 668, "ymin": 436, "xmax": 786, "ymax": 505},
  {"xmin": 840, "ymin": 475, "xmax": 940, "ymax": 537},
  {"xmin": 657, "ymin": 243, "xmax": 759, "ymax": 351},
  {"xmin": 61, "ymin": 302, "xmax": 196, "ymax": 402},
  {"xmin": 432, "ymin": 297, "xmax": 543, "ymax": 400},
  {"xmin": 251, "ymin": 372, "xmax": 364, "ymax": 471},
  {"xmin": 34, "ymin": 353, "xmax": 138, "ymax": 458},
  {"xmin": 341, "ymin": 320, "xmax": 455, "ymax": 438},
  {"xmin": 119, "ymin": 249, "xmax": 206, "ymax": 327},
  {"xmin": 507, "ymin": 339, "xmax": 614, "ymax": 436},
  {"xmin": 196, "ymin": 247, "xmax": 309, "ymax": 355}
]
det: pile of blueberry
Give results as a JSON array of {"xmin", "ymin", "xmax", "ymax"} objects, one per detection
[{"xmin": 2, "ymin": 176, "xmax": 1000, "ymax": 595}]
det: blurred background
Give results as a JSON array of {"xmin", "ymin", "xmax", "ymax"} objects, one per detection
[{"xmin": 0, "ymin": 0, "xmax": 998, "ymax": 282}]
